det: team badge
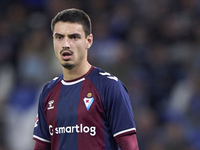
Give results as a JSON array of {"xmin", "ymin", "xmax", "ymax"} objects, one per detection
[{"xmin": 83, "ymin": 93, "xmax": 94, "ymax": 111}]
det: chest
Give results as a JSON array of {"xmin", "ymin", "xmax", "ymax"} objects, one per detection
[{"xmin": 44, "ymin": 79, "xmax": 104, "ymax": 127}]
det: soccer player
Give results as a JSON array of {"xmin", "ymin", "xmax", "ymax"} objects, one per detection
[{"xmin": 33, "ymin": 8, "xmax": 139, "ymax": 150}]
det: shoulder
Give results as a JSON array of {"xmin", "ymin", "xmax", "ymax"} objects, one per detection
[
  {"xmin": 40, "ymin": 74, "xmax": 63, "ymax": 100},
  {"xmin": 44, "ymin": 74, "xmax": 63, "ymax": 89},
  {"xmin": 90, "ymin": 68, "xmax": 130, "ymax": 110},
  {"xmin": 89, "ymin": 67, "xmax": 128, "ymax": 92},
  {"xmin": 89, "ymin": 67, "xmax": 118, "ymax": 84}
]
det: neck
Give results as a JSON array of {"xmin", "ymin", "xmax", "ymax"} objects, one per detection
[{"xmin": 62, "ymin": 62, "xmax": 91, "ymax": 81}]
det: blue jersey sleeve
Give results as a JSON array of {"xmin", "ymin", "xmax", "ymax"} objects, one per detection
[
  {"xmin": 103, "ymin": 76, "xmax": 136, "ymax": 137},
  {"xmin": 33, "ymin": 75, "xmax": 62, "ymax": 143},
  {"xmin": 33, "ymin": 90, "xmax": 51, "ymax": 143}
]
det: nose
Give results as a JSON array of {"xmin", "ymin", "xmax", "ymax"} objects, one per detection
[{"xmin": 62, "ymin": 38, "xmax": 70, "ymax": 49}]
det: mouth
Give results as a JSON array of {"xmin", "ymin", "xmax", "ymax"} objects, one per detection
[{"xmin": 60, "ymin": 50, "xmax": 73, "ymax": 60}]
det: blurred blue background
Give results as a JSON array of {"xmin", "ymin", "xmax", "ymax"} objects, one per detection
[{"xmin": 0, "ymin": 0, "xmax": 200, "ymax": 149}]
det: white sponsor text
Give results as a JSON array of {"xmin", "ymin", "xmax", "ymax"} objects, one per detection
[{"xmin": 49, "ymin": 124, "xmax": 96, "ymax": 136}]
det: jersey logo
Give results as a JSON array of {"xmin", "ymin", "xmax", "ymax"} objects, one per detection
[
  {"xmin": 83, "ymin": 93, "xmax": 94, "ymax": 111},
  {"xmin": 47, "ymin": 100, "xmax": 54, "ymax": 110},
  {"xmin": 99, "ymin": 72, "xmax": 118, "ymax": 81}
]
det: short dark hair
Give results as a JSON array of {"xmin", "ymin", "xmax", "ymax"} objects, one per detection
[{"xmin": 51, "ymin": 8, "xmax": 92, "ymax": 37}]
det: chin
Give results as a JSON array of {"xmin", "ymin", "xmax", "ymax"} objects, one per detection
[{"xmin": 62, "ymin": 63, "xmax": 74, "ymax": 70}]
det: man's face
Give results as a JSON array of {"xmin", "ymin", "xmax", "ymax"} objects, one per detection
[{"xmin": 53, "ymin": 22, "xmax": 93, "ymax": 69}]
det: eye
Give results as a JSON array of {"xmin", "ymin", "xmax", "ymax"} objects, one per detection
[
  {"xmin": 54, "ymin": 34, "xmax": 64, "ymax": 40},
  {"xmin": 70, "ymin": 35, "xmax": 77, "ymax": 40},
  {"xmin": 69, "ymin": 34, "xmax": 81, "ymax": 40},
  {"xmin": 71, "ymin": 35, "xmax": 78, "ymax": 40},
  {"xmin": 73, "ymin": 36, "xmax": 78, "ymax": 39},
  {"xmin": 55, "ymin": 35, "xmax": 63, "ymax": 40}
]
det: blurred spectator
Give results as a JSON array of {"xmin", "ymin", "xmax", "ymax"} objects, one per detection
[
  {"xmin": 5, "ymin": 84, "xmax": 38, "ymax": 150},
  {"xmin": 134, "ymin": 106, "xmax": 159, "ymax": 150},
  {"xmin": 0, "ymin": 64, "xmax": 15, "ymax": 149},
  {"xmin": 109, "ymin": 1, "xmax": 133, "ymax": 40},
  {"xmin": 17, "ymin": 28, "xmax": 51, "ymax": 85},
  {"xmin": 167, "ymin": 61, "xmax": 200, "ymax": 149},
  {"xmin": 0, "ymin": 18, "xmax": 16, "ymax": 64}
]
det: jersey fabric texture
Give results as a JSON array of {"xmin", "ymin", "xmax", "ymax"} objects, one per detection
[{"xmin": 33, "ymin": 66, "xmax": 136, "ymax": 150}]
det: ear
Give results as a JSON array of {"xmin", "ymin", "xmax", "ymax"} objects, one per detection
[{"xmin": 86, "ymin": 34, "xmax": 93, "ymax": 49}]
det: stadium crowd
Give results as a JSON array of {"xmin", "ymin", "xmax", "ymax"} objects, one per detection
[{"xmin": 0, "ymin": 0, "xmax": 200, "ymax": 149}]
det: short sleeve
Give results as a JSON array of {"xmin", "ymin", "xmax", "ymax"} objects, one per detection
[
  {"xmin": 33, "ymin": 92, "xmax": 51, "ymax": 143},
  {"xmin": 104, "ymin": 80, "xmax": 136, "ymax": 138}
]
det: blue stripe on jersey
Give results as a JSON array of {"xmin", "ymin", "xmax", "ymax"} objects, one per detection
[{"xmin": 56, "ymin": 81, "xmax": 83, "ymax": 149}]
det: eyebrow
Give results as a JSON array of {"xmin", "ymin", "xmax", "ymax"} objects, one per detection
[
  {"xmin": 53, "ymin": 33, "xmax": 63, "ymax": 37},
  {"xmin": 53, "ymin": 33, "xmax": 81, "ymax": 38},
  {"xmin": 68, "ymin": 33, "xmax": 81, "ymax": 38}
]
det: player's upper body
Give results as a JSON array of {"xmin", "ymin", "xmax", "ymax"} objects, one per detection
[
  {"xmin": 33, "ymin": 66, "xmax": 138, "ymax": 150},
  {"xmin": 33, "ymin": 8, "xmax": 139, "ymax": 150}
]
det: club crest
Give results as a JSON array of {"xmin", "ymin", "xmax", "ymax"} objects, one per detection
[{"xmin": 83, "ymin": 93, "xmax": 94, "ymax": 111}]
